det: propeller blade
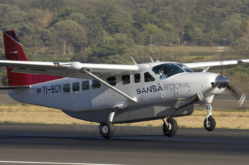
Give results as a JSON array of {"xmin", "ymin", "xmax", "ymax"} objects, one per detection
[
  {"xmin": 226, "ymin": 84, "xmax": 240, "ymax": 98},
  {"xmin": 226, "ymin": 84, "xmax": 246, "ymax": 106},
  {"xmin": 239, "ymin": 93, "xmax": 246, "ymax": 106}
]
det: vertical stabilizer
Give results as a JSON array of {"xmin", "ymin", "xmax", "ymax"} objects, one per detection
[
  {"xmin": 3, "ymin": 29, "xmax": 62, "ymax": 86},
  {"xmin": 3, "ymin": 29, "xmax": 32, "ymax": 86}
]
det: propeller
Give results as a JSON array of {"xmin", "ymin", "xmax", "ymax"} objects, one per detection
[
  {"xmin": 205, "ymin": 75, "xmax": 246, "ymax": 106},
  {"xmin": 216, "ymin": 46, "xmax": 246, "ymax": 106},
  {"xmin": 226, "ymin": 84, "xmax": 246, "ymax": 106},
  {"xmin": 176, "ymin": 75, "xmax": 246, "ymax": 110}
]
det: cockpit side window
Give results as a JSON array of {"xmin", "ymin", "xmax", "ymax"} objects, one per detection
[
  {"xmin": 144, "ymin": 72, "xmax": 155, "ymax": 82},
  {"xmin": 152, "ymin": 63, "xmax": 185, "ymax": 80},
  {"xmin": 107, "ymin": 77, "xmax": 116, "ymax": 86}
]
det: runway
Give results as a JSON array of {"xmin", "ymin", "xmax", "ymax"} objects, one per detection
[
  {"xmin": 0, "ymin": 90, "xmax": 18, "ymax": 104},
  {"xmin": 0, "ymin": 124, "xmax": 248, "ymax": 165}
]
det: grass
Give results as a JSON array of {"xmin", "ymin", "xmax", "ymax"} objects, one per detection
[
  {"xmin": 0, "ymin": 121, "xmax": 45, "ymax": 124},
  {"xmin": 194, "ymin": 107, "xmax": 249, "ymax": 112},
  {"xmin": 161, "ymin": 46, "xmax": 228, "ymax": 62},
  {"xmin": 0, "ymin": 104, "xmax": 248, "ymax": 129},
  {"xmin": 147, "ymin": 124, "xmax": 153, "ymax": 127},
  {"xmin": 33, "ymin": 54, "xmax": 71, "ymax": 62},
  {"xmin": 34, "ymin": 58, "xmax": 70, "ymax": 62},
  {"xmin": 178, "ymin": 125, "xmax": 188, "ymax": 128},
  {"xmin": 1, "ymin": 102, "xmax": 247, "ymax": 112},
  {"xmin": 188, "ymin": 52, "xmax": 216, "ymax": 56},
  {"xmin": 165, "ymin": 46, "xmax": 216, "ymax": 53},
  {"xmin": 0, "ymin": 102, "xmax": 23, "ymax": 106}
]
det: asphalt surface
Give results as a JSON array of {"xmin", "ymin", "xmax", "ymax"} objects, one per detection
[
  {"xmin": 0, "ymin": 90, "xmax": 19, "ymax": 104},
  {"xmin": 0, "ymin": 124, "xmax": 248, "ymax": 165},
  {"xmin": 0, "ymin": 91, "xmax": 248, "ymax": 164}
]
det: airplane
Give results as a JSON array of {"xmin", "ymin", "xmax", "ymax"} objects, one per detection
[{"xmin": 0, "ymin": 29, "xmax": 247, "ymax": 139}]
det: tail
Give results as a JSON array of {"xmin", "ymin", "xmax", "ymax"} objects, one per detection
[
  {"xmin": 3, "ymin": 29, "xmax": 32, "ymax": 86},
  {"xmin": 3, "ymin": 29, "xmax": 61, "ymax": 86}
]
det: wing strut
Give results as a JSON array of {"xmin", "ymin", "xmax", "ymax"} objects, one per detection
[{"xmin": 80, "ymin": 69, "xmax": 137, "ymax": 103}]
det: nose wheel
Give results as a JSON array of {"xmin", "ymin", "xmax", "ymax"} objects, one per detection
[
  {"xmin": 204, "ymin": 104, "xmax": 216, "ymax": 131},
  {"xmin": 204, "ymin": 116, "xmax": 216, "ymax": 131},
  {"xmin": 162, "ymin": 118, "xmax": 178, "ymax": 137}
]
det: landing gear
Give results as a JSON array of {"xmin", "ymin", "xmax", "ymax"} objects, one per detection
[
  {"xmin": 162, "ymin": 118, "xmax": 178, "ymax": 137},
  {"xmin": 99, "ymin": 108, "xmax": 117, "ymax": 139},
  {"xmin": 99, "ymin": 120, "xmax": 114, "ymax": 139},
  {"xmin": 204, "ymin": 116, "xmax": 216, "ymax": 131},
  {"xmin": 204, "ymin": 104, "xmax": 216, "ymax": 131}
]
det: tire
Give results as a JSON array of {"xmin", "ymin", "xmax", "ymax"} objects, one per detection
[
  {"xmin": 204, "ymin": 116, "xmax": 216, "ymax": 131},
  {"xmin": 163, "ymin": 118, "xmax": 178, "ymax": 137},
  {"xmin": 99, "ymin": 120, "xmax": 115, "ymax": 139}
]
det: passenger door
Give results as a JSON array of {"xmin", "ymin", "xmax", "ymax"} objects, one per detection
[
  {"xmin": 60, "ymin": 81, "xmax": 73, "ymax": 110},
  {"xmin": 71, "ymin": 80, "xmax": 91, "ymax": 111}
]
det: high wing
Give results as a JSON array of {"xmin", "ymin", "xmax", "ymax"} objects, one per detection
[
  {"xmin": 0, "ymin": 59, "xmax": 249, "ymax": 79},
  {"xmin": 184, "ymin": 59, "xmax": 249, "ymax": 72},
  {"xmin": 0, "ymin": 60, "xmax": 138, "ymax": 79}
]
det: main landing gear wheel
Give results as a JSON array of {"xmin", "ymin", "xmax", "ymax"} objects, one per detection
[
  {"xmin": 163, "ymin": 118, "xmax": 178, "ymax": 137},
  {"xmin": 204, "ymin": 116, "xmax": 216, "ymax": 131},
  {"xmin": 99, "ymin": 120, "xmax": 115, "ymax": 139}
]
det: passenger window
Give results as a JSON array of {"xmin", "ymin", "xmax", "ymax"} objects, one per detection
[
  {"xmin": 122, "ymin": 75, "xmax": 130, "ymax": 85},
  {"xmin": 134, "ymin": 74, "xmax": 140, "ymax": 83},
  {"xmin": 72, "ymin": 82, "xmax": 80, "ymax": 92},
  {"xmin": 144, "ymin": 72, "xmax": 155, "ymax": 82},
  {"xmin": 92, "ymin": 80, "xmax": 101, "ymax": 89},
  {"xmin": 107, "ymin": 77, "xmax": 116, "ymax": 86},
  {"xmin": 82, "ymin": 81, "xmax": 89, "ymax": 90},
  {"xmin": 63, "ymin": 83, "xmax": 70, "ymax": 93}
]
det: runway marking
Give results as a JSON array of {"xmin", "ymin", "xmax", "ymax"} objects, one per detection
[{"xmin": 0, "ymin": 161, "xmax": 121, "ymax": 165}]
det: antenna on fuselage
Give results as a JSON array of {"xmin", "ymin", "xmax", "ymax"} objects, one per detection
[
  {"xmin": 150, "ymin": 56, "xmax": 154, "ymax": 62},
  {"xmin": 130, "ymin": 56, "xmax": 137, "ymax": 65}
]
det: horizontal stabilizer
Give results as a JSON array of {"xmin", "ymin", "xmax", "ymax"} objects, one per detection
[{"xmin": 0, "ymin": 86, "xmax": 30, "ymax": 90}]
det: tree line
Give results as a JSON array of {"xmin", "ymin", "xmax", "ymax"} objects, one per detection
[
  {"xmin": 0, "ymin": 0, "xmax": 249, "ymax": 91},
  {"xmin": 0, "ymin": 0, "xmax": 249, "ymax": 60}
]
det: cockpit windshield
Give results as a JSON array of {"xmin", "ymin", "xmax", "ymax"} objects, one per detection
[
  {"xmin": 152, "ymin": 63, "xmax": 193, "ymax": 80},
  {"xmin": 175, "ymin": 63, "xmax": 193, "ymax": 73}
]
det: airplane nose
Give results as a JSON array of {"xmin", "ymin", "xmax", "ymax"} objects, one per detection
[{"xmin": 214, "ymin": 75, "xmax": 230, "ymax": 88}]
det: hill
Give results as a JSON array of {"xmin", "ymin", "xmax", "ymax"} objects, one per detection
[{"xmin": 0, "ymin": 0, "xmax": 249, "ymax": 92}]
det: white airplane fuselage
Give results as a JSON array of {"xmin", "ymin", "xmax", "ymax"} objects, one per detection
[{"xmin": 7, "ymin": 62, "xmax": 225, "ymax": 124}]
